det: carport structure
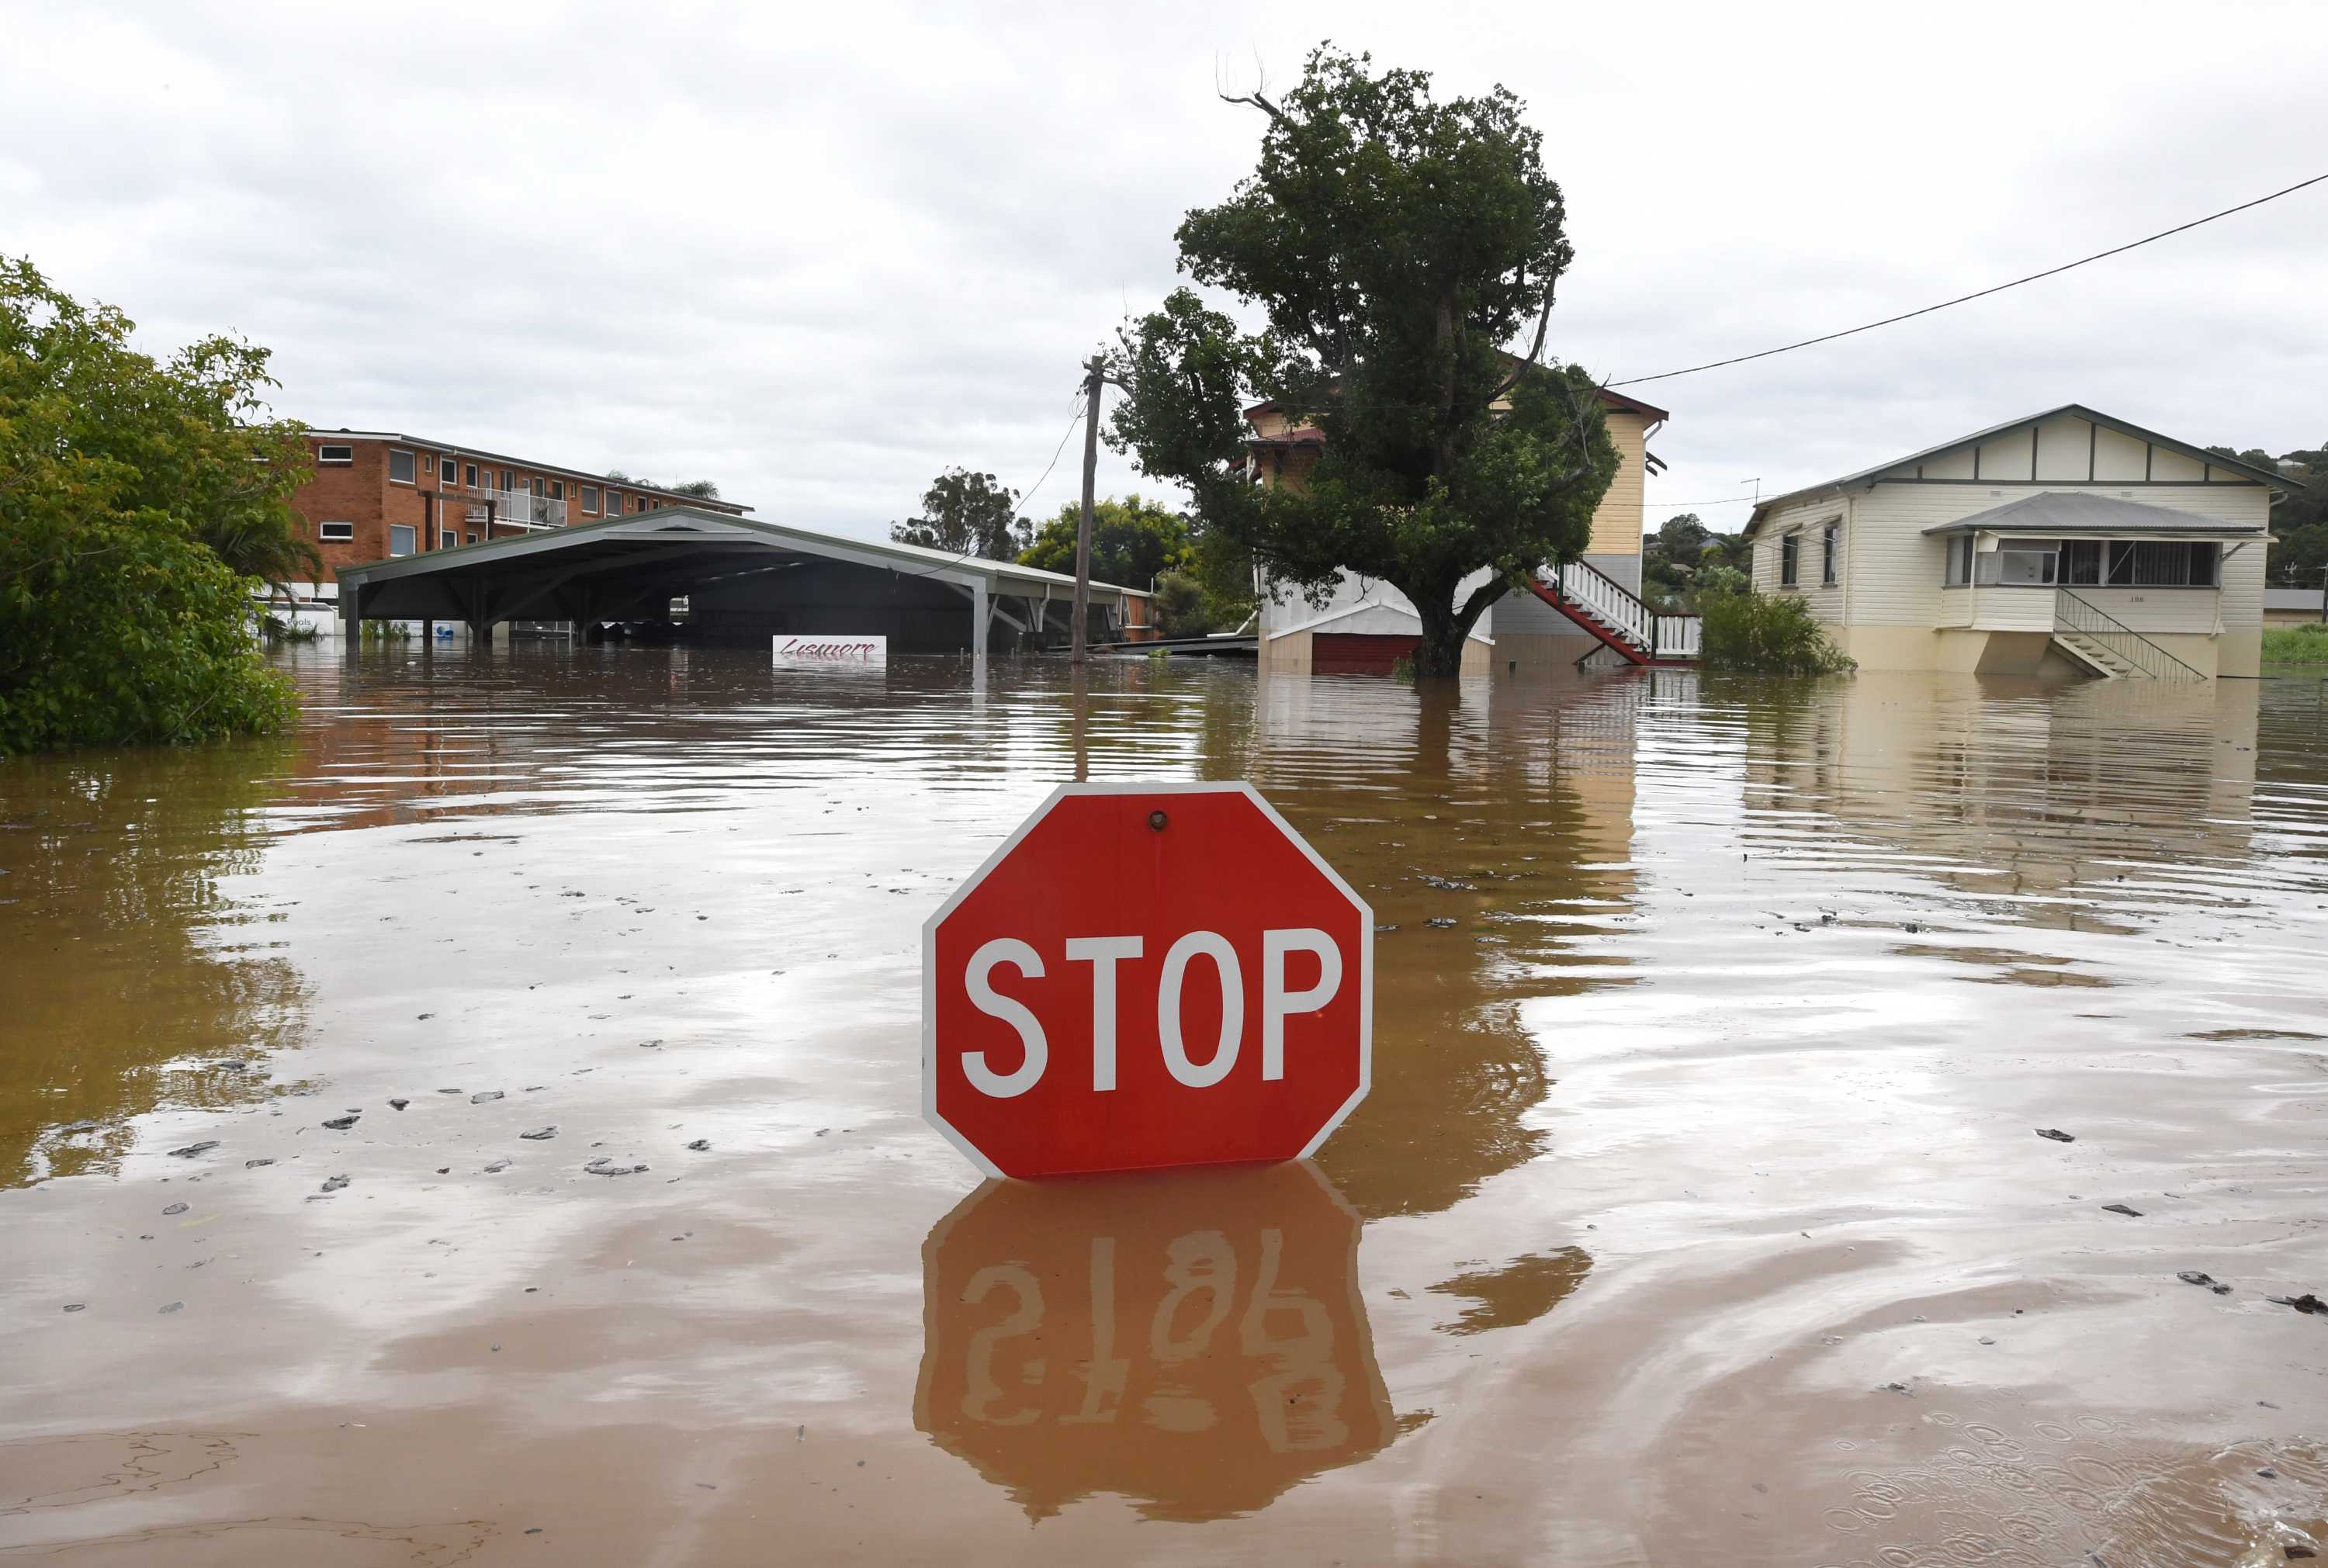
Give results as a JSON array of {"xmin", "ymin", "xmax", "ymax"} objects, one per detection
[{"xmin": 334, "ymin": 507, "xmax": 1149, "ymax": 654}]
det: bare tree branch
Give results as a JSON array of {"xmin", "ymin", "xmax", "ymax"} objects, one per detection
[{"xmin": 1486, "ymin": 271, "xmax": 1557, "ymax": 406}]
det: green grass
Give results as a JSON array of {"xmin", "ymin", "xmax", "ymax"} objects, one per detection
[{"xmin": 2264, "ymin": 622, "xmax": 2328, "ymax": 666}]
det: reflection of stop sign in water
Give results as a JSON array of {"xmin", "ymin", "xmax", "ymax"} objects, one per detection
[
  {"xmin": 923, "ymin": 782, "xmax": 1374, "ymax": 1179},
  {"xmin": 913, "ymin": 1161, "xmax": 1393, "ymax": 1522}
]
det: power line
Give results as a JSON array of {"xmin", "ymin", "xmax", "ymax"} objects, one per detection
[
  {"xmin": 897, "ymin": 396, "xmax": 1087, "ymax": 581},
  {"xmin": 1609, "ymin": 171, "xmax": 2328, "ymax": 388},
  {"xmin": 1639, "ymin": 493, "xmax": 1763, "ymax": 507}
]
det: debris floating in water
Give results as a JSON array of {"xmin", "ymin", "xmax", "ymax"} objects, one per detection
[
  {"xmin": 2035, "ymin": 1128, "xmax": 2075, "ymax": 1143},
  {"xmin": 2101, "ymin": 1203, "xmax": 2143, "ymax": 1217},
  {"xmin": 2175, "ymin": 1270, "xmax": 2232, "ymax": 1295}
]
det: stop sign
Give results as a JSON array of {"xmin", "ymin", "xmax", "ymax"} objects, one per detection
[{"xmin": 923, "ymin": 782, "xmax": 1373, "ymax": 1179}]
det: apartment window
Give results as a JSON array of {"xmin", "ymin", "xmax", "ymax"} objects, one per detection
[
  {"xmin": 440, "ymin": 457, "xmax": 457, "ymax": 482},
  {"xmin": 1779, "ymin": 533, "xmax": 1800, "ymax": 587},
  {"xmin": 605, "ymin": 489, "xmax": 622, "ymax": 514},
  {"xmin": 465, "ymin": 462, "xmax": 480, "ymax": 488},
  {"xmin": 317, "ymin": 521, "xmax": 355, "ymax": 542},
  {"xmin": 550, "ymin": 479, "xmax": 565, "ymax": 500},
  {"xmin": 1820, "ymin": 520, "xmax": 1839, "ymax": 586},
  {"xmin": 466, "ymin": 532, "xmax": 479, "ymax": 545},
  {"xmin": 317, "ymin": 443, "xmax": 354, "ymax": 465},
  {"xmin": 388, "ymin": 524, "xmax": 417, "ymax": 557},
  {"xmin": 388, "ymin": 449, "xmax": 417, "ymax": 484},
  {"xmin": 580, "ymin": 484, "xmax": 600, "ymax": 514},
  {"xmin": 501, "ymin": 470, "xmax": 514, "ymax": 491},
  {"xmin": 440, "ymin": 529, "xmax": 456, "ymax": 549}
]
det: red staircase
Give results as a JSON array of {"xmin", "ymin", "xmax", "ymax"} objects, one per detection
[{"xmin": 1526, "ymin": 562, "xmax": 1700, "ymax": 666}]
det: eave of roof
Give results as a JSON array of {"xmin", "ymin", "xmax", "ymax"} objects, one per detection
[
  {"xmin": 1744, "ymin": 404, "xmax": 2292, "ymax": 535},
  {"xmin": 1241, "ymin": 376, "xmax": 1669, "ymax": 429},
  {"xmin": 306, "ymin": 430, "xmax": 753, "ymax": 513},
  {"xmin": 334, "ymin": 506, "xmax": 1148, "ymax": 597}
]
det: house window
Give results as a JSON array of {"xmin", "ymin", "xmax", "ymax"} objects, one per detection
[
  {"xmin": 317, "ymin": 521, "xmax": 355, "ymax": 542},
  {"xmin": 1974, "ymin": 544, "xmax": 2059, "ymax": 585},
  {"xmin": 605, "ymin": 490, "xmax": 622, "ymax": 514},
  {"xmin": 317, "ymin": 443, "xmax": 354, "ymax": 465},
  {"xmin": 2105, "ymin": 540, "xmax": 2219, "ymax": 587},
  {"xmin": 466, "ymin": 532, "xmax": 479, "ymax": 545},
  {"xmin": 440, "ymin": 529, "xmax": 456, "ymax": 549},
  {"xmin": 549, "ymin": 479, "xmax": 564, "ymax": 500},
  {"xmin": 580, "ymin": 484, "xmax": 600, "ymax": 514},
  {"xmin": 2062, "ymin": 540, "xmax": 2105, "ymax": 585},
  {"xmin": 440, "ymin": 457, "xmax": 457, "ymax": 482},
  {"xmin": 1820, "ymin": 521, "xmax": 1839, "ymax": 586},
  {"xmin": 465, "ymin": 462, "xmax": 480, "ymax": 489},
  {"xmin": 1779, "ymin": 533, "xmax": 1800, "ymax": 587},
  {"xmin": 388, "ymin": 449, "xmax": 417, "ymax": 484},
  {"xmin": 388, "ymin": 524, "xmax": 417, "ymax": 557}
]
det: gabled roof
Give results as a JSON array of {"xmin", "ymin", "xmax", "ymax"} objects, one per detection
[
  {"xmin": 1917, "ymin": 491, "xmax": 2271, "ymax": 538},
  {"xmin": 336, "ymin": 506, "xmax": 1148, "ymax": 597},
  {"xmin": 1745, "ymin": 404, "xmax": 2295, "ymax": 535}
]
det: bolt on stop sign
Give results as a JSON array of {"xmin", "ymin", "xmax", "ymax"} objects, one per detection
[{"xmin": 923, "ymin": 782, "xmax": 1374, "ymax": 1179}]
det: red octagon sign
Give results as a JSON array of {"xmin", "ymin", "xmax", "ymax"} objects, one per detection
[{"xmin": 923, "ymin": 782, "xmax": 1373, "ymax": 1179}]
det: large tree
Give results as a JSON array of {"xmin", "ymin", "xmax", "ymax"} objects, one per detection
[
  {"xmin": 1110, "ymin": 47, "xmax": 1617, "ymax": 675},
  {"xmin": 889, "ymin": 466, "xmax": 1029, "ymax": 560}
]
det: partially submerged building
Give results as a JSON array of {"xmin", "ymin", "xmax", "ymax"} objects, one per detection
[
  {"xmin": 270, "ymin": 430, "xmax": 752, "ymax": 632},
  {"xmin": 1743, "ymin": 407, "xmax": 2295, "ymax": 679},
  {"xmin": 1245, "ymin": 386, "xmax": 1678, "ymax": 673}
]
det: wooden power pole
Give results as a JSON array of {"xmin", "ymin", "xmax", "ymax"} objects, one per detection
[{"xmin": 1072, "ymin": 355, "xmax": 1105, "ymax": 664}]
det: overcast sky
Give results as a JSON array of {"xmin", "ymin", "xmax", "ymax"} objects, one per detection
[{"xmin": 6, "ymin": 2, "xmax": 2324, "ymax": 539}]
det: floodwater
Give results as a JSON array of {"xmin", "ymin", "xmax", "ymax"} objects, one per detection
[{"xmin": 5, "ymin": 646, "xmax": 2328, "ymax": 1567}]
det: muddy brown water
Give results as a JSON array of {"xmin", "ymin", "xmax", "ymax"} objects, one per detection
[{"xmin": 5, "ymin": 648, "xmax": 2328, "ymax": 1566}]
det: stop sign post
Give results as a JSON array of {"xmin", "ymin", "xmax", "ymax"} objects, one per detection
[{"xmin": 923, "ymin": 782, "xmax": 1373, "ymax": 1179}]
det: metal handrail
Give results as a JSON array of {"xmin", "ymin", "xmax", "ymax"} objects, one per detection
[{"xmin": 2053, "ymin": 590, "xmax": 2205, "ymax": 680}]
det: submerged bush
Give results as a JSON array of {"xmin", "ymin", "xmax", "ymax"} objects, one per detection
[
  {"xmin": 1, "ymin": 510, "xmax": 296, "ymax": 753},
  {"xmin": 1698, "ymin": 587, "xmax": 1855, "ymax": 675},
  {"xmin": 1, "ymin": 256, "xmax": 306, "ymax": 753}
]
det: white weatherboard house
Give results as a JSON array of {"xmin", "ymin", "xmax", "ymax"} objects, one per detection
[{"xmin": 1744, "ymin": 406, "xmax": 2292, "ymax": 679}]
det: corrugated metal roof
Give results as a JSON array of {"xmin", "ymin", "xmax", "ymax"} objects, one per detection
[{"xmin": 1917, "ymin": 491, "xmax": 2270, "ymax": 537}]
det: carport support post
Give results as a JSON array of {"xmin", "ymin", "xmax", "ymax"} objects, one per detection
[{"xmin": 971, "ymin": 580, "xmax": 989, "ymax": 659}]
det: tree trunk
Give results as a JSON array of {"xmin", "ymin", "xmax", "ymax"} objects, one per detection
[{"xmin": 1409, "ymin": 590, "xmax": 1468, "ymax": 678}]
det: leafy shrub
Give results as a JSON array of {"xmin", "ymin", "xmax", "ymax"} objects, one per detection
[
  {"xmin": 1, "ymin": 256, "xmax": 304, "ymax": 753},
  {"xmin": 1, "ymin": 508, "xmax": 296, "ymax": 753},
  {"xmin": 1698, "ymin": 587, "xmax": 1855, "ymax": 674},
  {"xmin": 2263, "ymin": 622, "xmax": 2328, "ymax": 666}
]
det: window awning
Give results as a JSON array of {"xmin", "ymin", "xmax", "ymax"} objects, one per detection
[{"xmin": 1921, "ymin": 491, "xmax": 2267, "ymax": 539}]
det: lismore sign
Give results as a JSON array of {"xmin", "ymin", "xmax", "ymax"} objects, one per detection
[
  {"xmin": 774, "ymin": 634, "xmax": 886, "ymax": 664},
  {"xmin": 922, "ymin": 781, "xmax": 1374, "ymax": 1179}
]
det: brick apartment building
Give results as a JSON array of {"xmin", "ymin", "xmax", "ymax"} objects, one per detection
[{"xmin": 289, "ymin": 430, "xmax": 751, "ymax": 590}]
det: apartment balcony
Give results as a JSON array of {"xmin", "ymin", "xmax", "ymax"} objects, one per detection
[{"xmin": 464, "ymin": 488, "xmax": 566, "ymax": 530}]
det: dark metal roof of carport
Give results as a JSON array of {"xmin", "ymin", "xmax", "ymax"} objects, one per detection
[{"xmin": 333, "ymin": 507, "xmax": 1148, "ymax": 632}]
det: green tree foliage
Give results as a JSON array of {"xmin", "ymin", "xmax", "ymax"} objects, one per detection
[
  {"xmin": 1640, "ymin": 511, "xmax": 1752, "ymax": 609},
  {"xmin": 0, "ymin": 258, "xmax": 301, "ymax": 753},
  {"xmin": 1017, "ymin": 493, "xmax": 1190, "ymax": 586},
  {"xmin": 2211, "ymin": 444, "xmax": 2326, "ymax": 591},
  {"xmin": 890, "ymin": 466, "xmax": 1029, "ymax": 560},
  {"xmin": 603, "ymin": 471, "xmax": 720, "ymax": 501},
  {"xmin": 1109, "ymin": 47, "xmax": 1616, "ymax": 676},
  {"xmin": 1697, "ymin": 586, "xmax": 1855, "ymax": 675},
  {"xmin": 1149, "ymin": 570, "xmax": 1211, "ymax": 638}
]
